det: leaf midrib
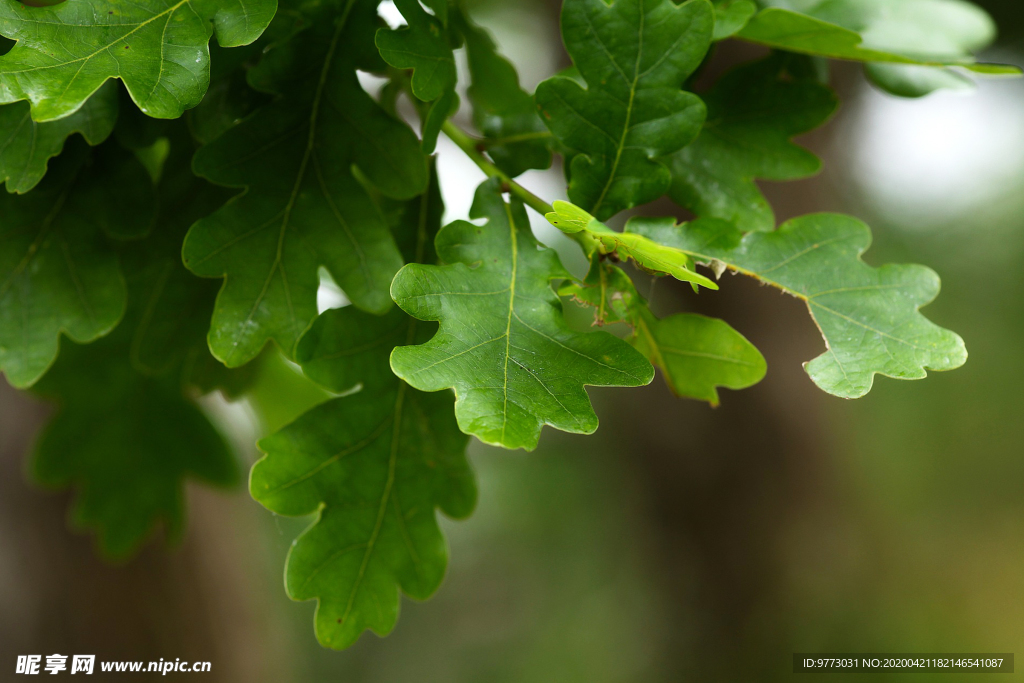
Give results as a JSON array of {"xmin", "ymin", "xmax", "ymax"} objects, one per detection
[
  {"xmin": 499, "ymin": 201, "xmax": 518, "ymax": 444},
  {"xmin": 0, "ymin": 108, "xmax": 31, "ymax": 186},
  {"xmin": 0, "ymin": 183, "xmax": 71, "ymax": 301},
  {"xmin": 588, "ymin": 2, "xmax": 643, "ymax": 217},
  {"xmin": 336, "ymin": 177, "xmax": 437, "ymax": 632},
  {"xmin": 0, "ymin": 0, "xmax": 190, "ymax": 76},
  {"xmin": 266, "ymin": 415, "xmax": 394, "ymax": 497},
  {"xmin": 674, "ymin": 231, "xmax": 937, "ymax": 356},
  {"xmin": 232, "ymin": 1, "xmax": 356, "ymax": 357}
]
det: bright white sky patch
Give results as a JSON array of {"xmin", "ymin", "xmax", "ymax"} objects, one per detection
[
  {"xmin": 843, "ymin": 63, "xmax": 1024, "ymax": 228},
  {"xmin": 377, "ymin": 1, "xmax": 406, "ymax": 29}
]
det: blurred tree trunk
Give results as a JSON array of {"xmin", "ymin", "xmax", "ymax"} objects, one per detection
[{"xmin": 0, "ymin": 381, "xmax": 291, "ymax": 682}]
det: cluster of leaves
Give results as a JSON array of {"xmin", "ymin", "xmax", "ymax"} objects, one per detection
[{"xmin": 0, "ymin": 0, "xmax": 1009, "ymax": 649}]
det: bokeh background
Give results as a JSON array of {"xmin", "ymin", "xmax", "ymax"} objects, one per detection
[{"xmin": 2, "ymin": 0, "xmax": 1024, "ymax": 680}]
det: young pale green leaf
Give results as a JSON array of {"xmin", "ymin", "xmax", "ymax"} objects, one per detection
[
  {"xmin": 252, "ymin": 171, "xmax": 475, "ymax": 650},
  {"xmin": 546, "ymin": 201, "xmax": 718, "ymax": 289},
  {"xmin": 31, "ymin": 335, "xmax": 238, "ymax": 559},
  {"xmin": 736, "ymin": 1, "xmax": 1019, "ymax": 97},
  {"xmin": 629, "ymin": 214, "xmax": 968, "ymax": 398},
  {"xmin": 563, "ymin": 258, "xmax": 765, "ymax": 402},
  {"xmin": 535, "ymin": 0, "xmax": 713, "ymax": 220},
  {"xmin": 390, "ymin": 179, "xmax": 654, "ymax": 451},
  {"xmin": 453, "ymin": 8, "xmax": 552, "ymax": 178},
  {"xmin": 713, "ymin": 0, "xmax": 756, "ymax": 40},
  {"xmin": 667, "ymin": 55, "xmax": 836, "ymax": 232},
  {"xmin": 0, "ymin": 0, "xmax": 276, "ymax": 121},
  {"xmin": 184, "ymin": 0, "xmax": 426, "ymax": 367},
  {"xmin": 0, "ymin": 82, "xmax": 118, "ymax": 194},
  {"xmin": 0, "ymin": 142, "xmax": 155, "ymax": 389},
  {"xmin": 560, "ymin": 257, "xmax": 642, "ymax": 327},
  {"xmin": 633, "ymin": 310, "xmax": 766, "ymax": 405}
]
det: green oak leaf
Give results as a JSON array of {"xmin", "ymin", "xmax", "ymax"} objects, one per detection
[
  {"xmin": 376, "ymin": 0, "xmax": 455, "ymax": 103},
  {"xmin": 0, "ymin": 0, "xmax": 276, "ymax": 121},
  {"xmin": 29, "ymin": 130, "xmax": 241, "ymax": 557},
  {"xmin": 666, "ymin": 55, "xmax": 836, "ymax": 232},
  {"xmin": 633, "ymin": 309, "xmax": 766, "ymax": 405},
  {"xmin": 184, "ymin": 0, "xmax": 426, "ymax": 367},
  {"xmin": 825, "ymin": 0, "xmax": 1008, "ymax": 97},
  {"xmin": 187, "ymin": 40, "xmax": 272, "ymax": 145},
  {"xmin": 252, "ymin": 166, "xmax": 475, "ymax": 650},
  {"xmin": 31, "ymin": 333, "xmax": 238, "ymax": 559},
  {"xmin": 865, "ymin": 63, "xmax": 973, "ymax": 99},
  {"xmin": 736, "ymin": 1, "xmax": 1019, "ymax": 97},
  {"xmin": 714, "ymin": 0, "xmax": 756, "ymax": 40},
  {"xmin": 535, "ymin": 0, "xmax": 713, "ymax": 220},
  {"xmin": 0, "ymin": 141, "xmax": 155, "ymax": 389},
  {"xmin": 253, "ymin": 306, "xmax": 475, "ymax": 649},
  {"xmin": 453, "ymin": 8, "xmax": 552, "ymax": 178},
  {"xmin": 546, "ymin": 201, "xmax": 718, "ymax": 290},
  {"xmin": 376, "ymin": 0, "xmax": 456, "ymax": 150},
  {"xmin": 421, "ymin": 0, "xmax": 447, "ymax": 26},
  {"xmin": 142, "ymin": 129, "xmax": 261, "ymax": 398},
  {"xmin": 199, "ymin": 0, "xmax": 277, "ymax": 47},
  {"xmin": 126, "ymin": 123, "xmax": 246, "ymax": 385},
  {"xmin": 82, "ymin": 141, "xmax": 160, "ymax": 241},
  {"xmin": 629, "ymin": 214, "xmax": 968, "ymax": 398},
  {"xmin": 0, "ymin": 81, "xmax": 118, "ymax": 194},
  {"xmin": 390, "ymin": 179, "xmax": 654, "ymax": 451}
]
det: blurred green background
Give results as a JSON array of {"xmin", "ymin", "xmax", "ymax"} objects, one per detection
[{"xmin": 2, "ymin": 0, "xmax": 1024, "ymax": 681}]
